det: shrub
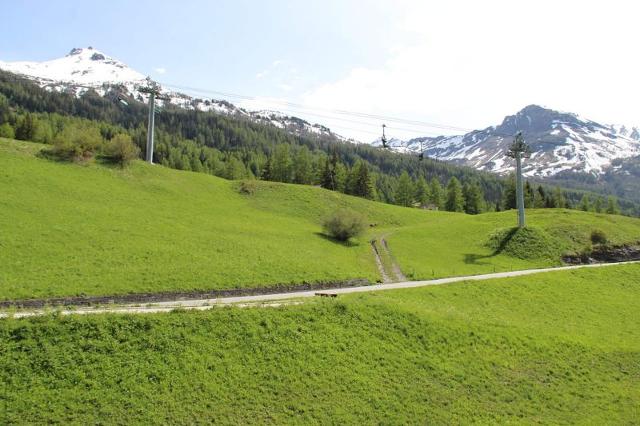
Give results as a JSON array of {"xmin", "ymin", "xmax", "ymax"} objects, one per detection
[
  {"xmin": 47, "ymin": 127, "xmax": 103, "ymax": 162},
  {"xmin": 103, "ymin": 134, "xmax": 140, "ymax": 166},
  {"xmin": 238, "ymin": 180, "xmax": 257, "ymax": 195},
  {"xmin": 0, "ymin": 122, "xmax": 15, "ymax": 139},
  {"xmin": 322, "ymin": 209, "xmax": 366, "ymax": 242},
  {"xmin": 590, "ymin": 229, "xmax": 608, "ymax": 245}
]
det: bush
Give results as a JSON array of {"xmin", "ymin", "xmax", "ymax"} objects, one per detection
[
  {"xmin": 47, "ymin": 127, "xmax": 103, "ymax": 162},
  {"xmin": 103, "ymin": 134, "xmax": 140, "ymax": 166},
  {"xmin": 322, "ymin": 209, "xmax": 366, "ymax": 242},
  {"xmin": 238, "ymin": 180, "xmax": 257, "ymax": 195},
  {"xmin": 590, "ymin": 229, "xmax": 608, "ymax": 245},
  {"xmin": 0, "ymin": 122, "xmax": 15, "ymax": 139}
]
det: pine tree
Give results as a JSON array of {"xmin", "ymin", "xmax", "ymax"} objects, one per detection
[
  {"xmin": 606, "ymin": 196, "xmax": 620, "ymax": 215},
  {"xmin": 524, "ymin": 181, "xmax": 535, "ymax": 208},
  {"xmin": 463, "ymin": 181, "xmax": 484, "ymax": 214},
  {"xmin": 579, "ymin": 194, "xmax": 591, "ymax": 211},
  {"xmin": 270, "ymin": 144, "xmax": 292, "ymax": 183},
  {"xmin": 553, "ymin": 187, "xmax": 566, "ymax": 208},
  {"xmin": 335, "ymin": 162, "xmax": 347, "ymax": 193},
  {"xmin": 348, "ymin": 161, "xmax": 375, "ymax": 199},
  {"xmin": 414, "ymin": 176, "xmax": 430, "ymax": 207},
  {"xmin": 395, "ymin": 171, "xmax": 415, "ymax": 207},
  {"xmin": 445, "ymin": 177, "xmax": 465, "ymax": 212},
  {"xmin": 594, "ymin": 197, "xmax": 603, "ymax": 213},
  {"xmin": 320, "ymin": 152, "xmax": 338, "ymax": 190},
  {"xmin": 429, "ymin": 177, "xmax": 444, "ymax": 209},
  {"xmin": 534, "ymin": 185, "xmax": 546, "ymax": 208},
  {"xmin": 15, "ymin": 113, "xmax": 36, "ymax": 141},
  {"xmin": 293, "ymin": 146, "xmax": 313, "ymax": 184},
  {"xmin": 502, "ymin": 174, "xmax": 517, "ymax": 210},
  {"xmin": 261, "ymin": 156, "xmax": 273, "ymax": 181},
  {"xmin": 224, "ymin": 157, "xmax": 247, "ymax": 180}
]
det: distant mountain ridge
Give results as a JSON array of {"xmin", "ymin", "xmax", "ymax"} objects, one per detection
[
  {"xmin": 374, "ymin": 105, "xmax": 640, "ymax": 178},
  {"xmin": 0, "ymin": 47, "xmax": 349, "ymax": 142},
  {"xmin": 2, "ymin": 47, "xmax": 639, "ymax": 181}
]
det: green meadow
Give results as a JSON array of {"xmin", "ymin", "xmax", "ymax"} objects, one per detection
[
  {"xmin": 1, "ymin": 264, "xmax": 638, "ymax": 424},
  {"xmin": 2, "ymin": 137, "xmax": 640, "ymax": 301}
]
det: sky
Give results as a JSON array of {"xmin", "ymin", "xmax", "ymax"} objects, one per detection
[{"xmin": 1, "ymin": 0, "xmax": 638, "ymax": 141}]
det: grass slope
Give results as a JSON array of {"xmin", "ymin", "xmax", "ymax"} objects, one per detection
[
  {"xmin": 0, "ymin": 138, "xmax": 426, "ymax": 300},
  {"xmin": 1, "ymin": 264, "xmax": 639, "ymax": 424},
  {"xmin": 389, "ymin": 208, "xmax": 640, "ymax": 279},
  {"xmin": 2, "ymin": 137, "xmax": 640, "ymax": 300}
]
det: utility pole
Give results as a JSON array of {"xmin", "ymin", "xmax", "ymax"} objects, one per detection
[
  {"xmin": 506, "ymin": 132, "xmax": 531, "ymax": 228},
  {"xmin": 138, "ymin": 78, "xmax": 169, "ymax": 164}
]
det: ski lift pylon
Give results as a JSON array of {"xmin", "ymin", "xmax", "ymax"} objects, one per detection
[{"xmin": 381, "ymin": 124, "xmax": 388, "ymax": 149}]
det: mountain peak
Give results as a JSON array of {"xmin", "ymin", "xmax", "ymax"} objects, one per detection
[{"xmin": 0, "ymin": 47, "xmax": 145, "ymax": 86}]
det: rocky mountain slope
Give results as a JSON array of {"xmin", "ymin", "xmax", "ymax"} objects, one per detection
[{"xmin": 377, "ymin": 105, "xmax": 639, "ymax": 178}]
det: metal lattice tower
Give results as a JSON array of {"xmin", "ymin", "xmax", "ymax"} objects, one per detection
[
  {"xmin": 506, "ymin": 132, "xmax": 531, "ymax": 228},
  {"xmin": 138, "ymin": 78, "xmax": 169, "ymax": 164},
  {"xmin": 381, "ymin": 124, "xmax": 388, "ymax": 148}
]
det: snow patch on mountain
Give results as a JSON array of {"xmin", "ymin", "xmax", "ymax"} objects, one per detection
[
  {"xmin": 0, "ymin": 47, "xmax": 348, "ymax": 142},
  {"xmin": 380, "ymin": 105, "xmax": 640, "ymax": 178}
]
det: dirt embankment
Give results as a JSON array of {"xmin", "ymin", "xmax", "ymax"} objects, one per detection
[
  {"xmin": 563, "ymin": 245, "xmax": 640, "ymax": 265},
  {"xmin": 0, "ymin": 279, "xmax": 370, "ymax": 309}
]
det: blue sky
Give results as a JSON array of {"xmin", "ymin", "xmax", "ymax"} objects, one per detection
[
  {"xmin": 1, "ymin": 1, "xmax": 394, "ymax": 97},
  {"xmin": 2, "ymin": 0, "xmax": 638, "ymax": 141}
]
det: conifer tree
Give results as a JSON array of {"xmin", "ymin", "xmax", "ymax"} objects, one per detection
[
  {"xmin": 579, "ymin": 194, "xmax": 591, "ymax": 211},
  {"xmin": 348, "ymin": 161, "xmax": 375, "ymax": 199},
  {"xmin": 293, "ymin": 146, "xmax": 313, "ymax": 185},
  {"xmin": 524, "ymin": 181, "xmax": 535, "ymax": 208},
  {"xmin": 395, "ymin": 171, "xmax": 415, "ymax": 207},
  {"xmin": 553, "ymin": 187, "xmax": 566, "ymax": 208},
  {"xmin": 594, "ymin": 197, "xmax": 603, "ymax": 213},
  {"xmin": 270, "ymin": 144, "xmax": 292, "ymax": 183},
  {"xmin": 15, "ymin": 113, "xmax": 36, "ymax": 141},
  {"xmin": 463, "ymin": 181, "xmax": 484, "ymax": 214},
  {"xmin": 429, "ymin": 177, "xmax": 444, "ymax": 209},
  {"xmin": 261, "ymin": 156, "xmax": 273, "ymax": 181},
  {"xmin": 414, "ymin": 176, "xmax": 430, "ymax": 207},
  {"xmin": 502, "ymin": 174, "xmax": 517, "ymax": 210},
  {"xmin": 445, "ymin": 177, "xmax": 465, "ymax": 212},
  {"xmin": 320, "ymin": 152, "xmax": 338, "ymax": 190},
  {"xmin": 606, "ymin": 196, "xmax": 620, "ymax": 215},
  {"xmin": 534, "ymin": 185, "xmax": 546, "ymax": 208}
]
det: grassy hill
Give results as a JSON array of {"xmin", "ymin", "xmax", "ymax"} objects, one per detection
[
  {"xmin": 2, "ymin": 137, "xmax": 640, "ymax": 301},
  {"xmin": 0, "ymin": 138, "xmax": 426, "ymax": 300},
  {"xmin": 1, "ymin": 264, "xmax": 638, "ymax": 424}
]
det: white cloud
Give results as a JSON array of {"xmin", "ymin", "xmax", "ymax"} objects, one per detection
[
  {"xmin": 153, "ymin": 67, "xmax": 166, "ymax": 75},
  {"xmin": 301, "ymin": 0, "xmax": 640, "ymax": 142},
  {"xmin": 279, "ymin": 83, "xmax": 293, "ymax": 92}
]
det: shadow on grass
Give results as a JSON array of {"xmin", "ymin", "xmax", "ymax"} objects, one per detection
[
  {"xmin": 490, "ymin": 227, "xmax": 519, "ymax": 255},
  {"xmin": 314, "ymin": 232, "xmax": 359, "ymax": 247},
  {"xmin": 463, "ymin": 227, "xmax": 519, "ymax": 265},
  {"xmin": 463, "ymin": 253, "xmax": 493, "ymax": 265}
]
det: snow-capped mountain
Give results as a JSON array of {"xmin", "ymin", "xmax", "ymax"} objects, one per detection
[
  {"xmin": 0, "ymin": 47, "xmax": 347, "ymax": 141},
  {"xmin": 0, "ymin": 47, "xmax": 146, "ymax": 87},
  {"xmin": 379, "ymin": 105, "xmax": 640, "ymax": 178}
]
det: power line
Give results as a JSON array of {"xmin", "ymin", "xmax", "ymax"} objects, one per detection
[
  {"xmin": 160, "ymin": 81, "xmax": 475, "ymax": 133},
  {"xmin": 1, "ymin": 72, "xmax": 538, "ymax": 141}
]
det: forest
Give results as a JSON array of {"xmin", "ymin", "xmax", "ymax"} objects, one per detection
[{"xmin": 0, "ymin": 70, "xmax": 631, "ymax": 215}]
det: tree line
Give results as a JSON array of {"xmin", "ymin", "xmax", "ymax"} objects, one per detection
[{"xmin": 0, "ymin": 70, "xmax": 631, "ymax": 215}]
